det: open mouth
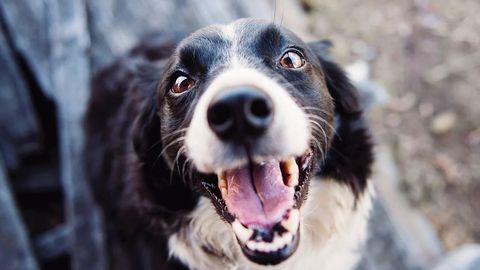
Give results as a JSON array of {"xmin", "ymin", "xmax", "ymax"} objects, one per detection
[{"xmin": 201, "ymin": 151, "xmax": 313, "ymax": 265}]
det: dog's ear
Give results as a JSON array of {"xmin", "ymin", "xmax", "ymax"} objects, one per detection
[
  {"xmin": 309, "ymin": 40, "xmax": 361, "ymax": 115},
  {"xmin": 132, "ymin": 96, "xmax": 161, "ymax": 165}
]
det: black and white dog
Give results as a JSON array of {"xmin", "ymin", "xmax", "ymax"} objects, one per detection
[{"xmin": 84, "ymin": 18, "xmax": 374, "ymax": 270}]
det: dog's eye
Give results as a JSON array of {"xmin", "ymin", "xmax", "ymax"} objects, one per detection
[
  {"xmin": 171, "ymin": 75, "xmax": 195, "ymax": 94},
  {"xmin": 279, "ymin": 50, "xmax": 305, "ymax": 69}
]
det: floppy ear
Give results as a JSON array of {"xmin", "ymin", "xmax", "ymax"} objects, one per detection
[
  {"xmin": 132, "ymin": 96, "xmax": 162, "ymax": 167},
  {"xmin": 309, "ymin": 40, "xmax": 361, "ymax": 115},
  {"xmin": 309, "ymin": 41, "xmax": 373, "ymax": 199}
]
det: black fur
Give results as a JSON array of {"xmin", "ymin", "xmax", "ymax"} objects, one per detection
[{"xmin": 310, "ymin": 41, "xmax": 373, "ymax": 198}]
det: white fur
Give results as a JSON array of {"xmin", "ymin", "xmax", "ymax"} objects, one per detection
[
  {"xmin": 169, "ymin": 180, "xmax": 374, "ymax": 270},
  {"xmin": 185, "ymin": 67, "xmax": 309, "ymax": 173}
]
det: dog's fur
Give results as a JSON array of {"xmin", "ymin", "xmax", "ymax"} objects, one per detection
[{"xmin": 84, "ymin": 19, "xmax": 374, "ymax": 270}]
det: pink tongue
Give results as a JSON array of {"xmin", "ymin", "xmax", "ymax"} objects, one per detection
[{"xmin": 223, "ymin": 160, "xmax": 295, "ymax": 228}]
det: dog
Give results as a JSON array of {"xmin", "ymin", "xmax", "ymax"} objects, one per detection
[{"xmin": 84, "ymin": 18, "xmax": 374, "ymax": 270}]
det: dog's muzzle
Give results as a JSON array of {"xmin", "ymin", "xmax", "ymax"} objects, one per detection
[
  {"xmin": 207, "ymin": 87, "xmax": 273, "ymax": 141},
  {"xmin": 185, "ymin": 67, "xmax": 312, "ymax": 265}
]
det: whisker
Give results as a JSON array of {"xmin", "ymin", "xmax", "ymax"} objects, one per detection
[
  {"xmin": 308, "ymin": 122, "xmax": 327, "ymax": 159},
  {"xmin": 145, "ymin": 128, "xmax": 188, "ymax": 154},
  {"xmin": 152, "ymin": 136, "xmax": 185, "ymax": 168},
  {"xmin": 301, "ymin": 106, "xmax": 334, "ymax": 118},
  {"xmin": 160, "ymin": 128, "xmax": 188, "ymax": 142},
  {"xmin": 169, "ymin": 144, "xmax": 186, "ymax": 183},
  {"xmin": 306, "ymin": 114, "xmax": 338, "ymax": 138}
]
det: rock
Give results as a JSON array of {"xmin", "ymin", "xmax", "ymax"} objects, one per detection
[
  {"xmin": 432, "ymin": 153, "xmax": 461, "ymax": 184},
  {"xmin": 430, "ymin": 111, "xmax": 457, "ymax": 135}
]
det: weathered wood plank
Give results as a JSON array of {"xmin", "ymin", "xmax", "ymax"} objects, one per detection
[
  {"xmin": 34, "ymin": 225, "xmax": 71, "ymax": 261},
  {"xmin": 12, "ymin": 162, "xmax": 59, "ymax": 193},
  {"xmin": 46, "ymin": 0, "xmax": 107, "ymax": 269},
  {"xmin": 0, "ymin": 25, "xmax": 41, "ymax": 171},
  {"xmin": 0, "ymin": 0, "xmax": 51, "ymax": 97},
  {"xmin": 85, "ymin": 0, "xmax": 272, "ymax": 71},
  {"xmin": 0, "ymin": 159, "xmax": 39, "ymax": 270}
]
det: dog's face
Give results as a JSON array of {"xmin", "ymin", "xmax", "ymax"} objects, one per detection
[{"xmin": 145, "ymin": 19, "xmax": 339, "ymax": 265}]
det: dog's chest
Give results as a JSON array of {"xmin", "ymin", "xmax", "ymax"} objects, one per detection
[{"xmin": 168, "ymin": 179, "xmax": 373, "ymax": 270}]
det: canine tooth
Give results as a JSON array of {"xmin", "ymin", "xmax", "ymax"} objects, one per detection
[
  {"xmin": 218, "ymin": 178, "xmax": 227, "ymax": 189},
  {"xmin": 217, "ymin": 171, "xmax": 227, "ymax": 197},
  {"xmin": 270, "ymin": 234, "xmax": 282, "ymax": 250},
  {"xmin": 278, "ymin": 233, "xmax": 287, "ymax": 246},
  {"xmin": 220, "ymin": 188, "xmax": 228, "ymax": 199},
  {"xmin": 281, "ymin": 158, "xmax": 299, "ymax": 187},
  {"xmin": 232, "ymin": 220, "xmax": 253, "ymax": 243},
  {"xmin": 283, "ymin": 232, "xmax": 293, "ymax": 244},
  {"xmin": 281, "ymin": 209, "xmax": 300, "ymax": 233}
]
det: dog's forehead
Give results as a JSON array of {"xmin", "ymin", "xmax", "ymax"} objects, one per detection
[
  {"xmin": 177, "ymin": 19, "xmax": 297, "ymax": 67},
  {"xmin": 221, "ymin": 19, "xmax": 282, "ymax": 43}
]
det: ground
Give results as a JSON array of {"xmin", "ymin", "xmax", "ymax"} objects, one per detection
[{"xmin": 300, "ymin": 0, "xmax": 480, "ymax": 250}]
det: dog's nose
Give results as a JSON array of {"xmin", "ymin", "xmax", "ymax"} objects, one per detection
[{"xmin": 207, "ymin": 87, "xmax": 273, "ymax": 140}]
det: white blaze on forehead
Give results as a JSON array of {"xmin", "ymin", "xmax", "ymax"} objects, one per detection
[
  {"xmin": 220, "ymin": 22, "xmax": 243, "ymax": 68},
  {"xmin": 221, "ymin": 23, "xmax": 236, "ymax": 40},
  {"xmin": 185, "ymin": 67, "xmax": 310, "ymax": 173}
]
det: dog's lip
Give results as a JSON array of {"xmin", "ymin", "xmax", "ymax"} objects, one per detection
[
  {"xmin": 241, "ymin": 231, "xmax": 300, "ymax": 265},
  {"xmin": 234, "ymin": 210, "xmax": 301, "ymax": 265}
]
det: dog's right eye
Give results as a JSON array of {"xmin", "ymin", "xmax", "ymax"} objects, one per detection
[
  {"xmin": 279, "ymin": 50, "xmax": 305, "ymax": 69},
  {"xmin": 171, "ymin": 75, "xmax": 195, "ymax": 94}
]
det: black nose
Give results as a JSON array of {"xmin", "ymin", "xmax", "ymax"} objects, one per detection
[{"xmin": 207, "ymin": 88, "xmax": 273, "ymax": 140}]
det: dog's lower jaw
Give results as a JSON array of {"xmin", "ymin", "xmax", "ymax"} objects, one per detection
[{"xmin": 168, "ymin": 179, "xmax": 374, "ymax": 270}]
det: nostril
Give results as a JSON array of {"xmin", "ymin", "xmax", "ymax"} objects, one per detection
[
  {"xmin": 209, "ymin": 104, "xmax": 230, "ymax": 126},
  {"xmin": 245, "ymin": 96, "xmax": 273, "ymax": 131},
  {"xmin": 207, "ymin": 103, "xmax": 234, "ymax": 136},
  {"xmin": 250, "ymin": 97, "xmax": 272, "ymax": 119},
  {"xmin": 208, "ymin": 87, "xmax": 274, "ymax": 140}
]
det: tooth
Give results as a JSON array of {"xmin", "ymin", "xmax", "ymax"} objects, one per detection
[
  {"xmin": 220, "ymin": 188, "xmax": 228, "ymax": 199},
  {"xmin": 271, "ymin": 234, "xmax": 282, "ymax": 250},
  {"xmin": 281, "ymin": 209, "xmax": 300, "ymax": 233},
  {"xmin": 232, "ymin": 220, "xmax": 253, "ymax": 243},
  {"xmin": 281, "ymin": 158, "xmax": 299, "ymax": 187},
  {"xmin": 217, "ymin": 171, "xmax": 227, "ymax": 197},
  {"xmin": 283, "ymin": 232, "xmax": 293, "ymax": 244},
  {"xmin": 256, "ymin": 242, "xmax": 267, "ymax": 252},
  {"xmin": 246, "ymin": 241, "xmax": 257, "ymax": 251}
]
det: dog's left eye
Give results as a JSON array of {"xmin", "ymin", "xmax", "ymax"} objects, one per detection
[
  {"xmin": 279, "ymin": 50, "xmax": 305, "ymax": 69},
  {"xmin": 171, "ymin": 75, "xmax": 195, "ymax": 94}
]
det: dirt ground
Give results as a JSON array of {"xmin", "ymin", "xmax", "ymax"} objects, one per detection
[{"xmin": 300, "ymin": 0, "xmax": 480, "ymax": 250}]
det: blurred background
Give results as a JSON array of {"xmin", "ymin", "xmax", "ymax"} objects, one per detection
[{"xmin": 0, "ymin": 0, "xmax": 479, "ymax": 269}]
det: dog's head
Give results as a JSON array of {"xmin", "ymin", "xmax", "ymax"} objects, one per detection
[{"xmin": 133, "ymin": 18, "xmax": 361, "ymax": 265}]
